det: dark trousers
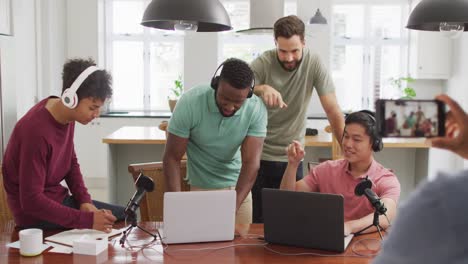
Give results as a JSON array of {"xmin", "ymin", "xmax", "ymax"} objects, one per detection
[
  {"xmin": 30, "ymin": 195, "xmax": 126, "ymax": 230},
  {"xmin": 252, "ymin": 160, "xmax": 303, "ymax": 223}
]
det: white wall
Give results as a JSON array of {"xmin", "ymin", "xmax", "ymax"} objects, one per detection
[
  {"xmin": 426, "ymin": 34, "xmax": 468, "ymax": 179},
  {"xmin": 66, "ymin": 0, "xmax": 100, "ymax": 62},
  {"xmin": 446, "ymin": 34, "xmax": 468, "ymax": 170},
  {"xmin": 412, "ymin": 79, "xmax": 444, "ymax": 99},
  {"xmin": 36, "ymin": 0, "xmax": 67, "ymax": 99},
  {"xmin": 184, "ymin": 33, "xmax": 219, "ymax": 90},
  {"xmin": 296, "ymin": 0, "xmax": 332, "ymax": 116},
  {"xmin": 0, "ymin": 0, "xmax": 39, "ymax": 147}
]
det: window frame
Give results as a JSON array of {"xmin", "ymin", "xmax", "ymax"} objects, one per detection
[
  {"xmin": 104, "ymin": 0, "xmax": 185, "ymax": 112},
  {"xmin": 330, "ymin": 0, "xmax": 409, "ymax": 110}
]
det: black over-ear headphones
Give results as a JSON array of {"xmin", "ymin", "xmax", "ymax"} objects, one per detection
[
  {"xmin": 345, "ymin": 110, "xmax": 383, "ymax": 152},
  {"xmin": 210, "ymin": 61, "xmax": 255, "ymax": 98}
]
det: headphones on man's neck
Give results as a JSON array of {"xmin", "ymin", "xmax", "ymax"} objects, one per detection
[
  {"xmin": 344, "ymin": 110, "xmax": 383, "ymax": 152},
  {"xmin": 61, "ymin": 66, "xmax": 100, "ymax": 109},
  {"xmin": 210, "ymin": 62, "xmax": 255, "ymax": 98}
]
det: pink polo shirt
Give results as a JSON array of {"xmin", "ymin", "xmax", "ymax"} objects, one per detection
[{"xmin": 303, "ymin": 159, "xmax": 400, "ymax": 221}]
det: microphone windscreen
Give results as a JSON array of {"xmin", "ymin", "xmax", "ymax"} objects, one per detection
[
  {"xmin": 354, "ymin": 178, "xmax": 372, "ymax": 196},
  {"xmin": 136, "ymin": 174, "xmax": 155, "ymax": 192}
]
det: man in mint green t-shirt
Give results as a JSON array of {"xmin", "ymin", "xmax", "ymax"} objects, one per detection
[
  {"xmin": 250, "ymin": 15, "xmax": 345, "ymax": 223},
  {"xmin": 163, "ymin": 58, "xmax": 267, "ymax": 224}
]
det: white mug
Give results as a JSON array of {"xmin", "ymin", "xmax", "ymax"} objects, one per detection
[{"xmin": 19, "ymin": 228, "xmax": 43, "ymax": 257}]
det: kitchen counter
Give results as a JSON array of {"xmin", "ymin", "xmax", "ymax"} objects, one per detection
[
  {"xmin": 103, "ymin": 126, "xmax": 429, "ymax": 205},
  {"xmin": 103, "ymin": 126, "xmax": 430, "ymax": 148}
]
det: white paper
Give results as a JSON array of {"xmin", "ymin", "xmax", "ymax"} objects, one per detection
[
  {"xmin": 45, "ymin": 228, "xmax": 123, "ymax": 247},
  {"xmin": 45, "ymin": 241, "xmax": 73, "ymax": 254},
  {"xmin": 7, "ymin": 240, "xmax": 50, "ymax": 253},
  {"xmin": 6, "ymin": 241, "xmax": 20, "ymax": 249}
]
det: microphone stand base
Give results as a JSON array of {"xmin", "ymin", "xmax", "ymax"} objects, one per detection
[
  {"xmin": 119, "ymin": 221, "xmax": 159, "ymax": 247},
  {"xmin": 354, "ymin": 210, "xmax": 386, "ymax": 240}
]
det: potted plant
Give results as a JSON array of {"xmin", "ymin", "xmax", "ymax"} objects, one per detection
[
  {"xmin": 389, "ymin": 76, "xmax": 416, "ymax": 99},
  {"xmin": 168, "ymin": 75, "xmax": 183, "ymax": 112}
]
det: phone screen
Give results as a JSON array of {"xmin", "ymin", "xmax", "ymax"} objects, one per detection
[{"xmin": 376, "ymin": 99, "xmax": 445, "ymax": 138}]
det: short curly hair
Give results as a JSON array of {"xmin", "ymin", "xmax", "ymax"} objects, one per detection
[
  {"xmin": 62, "ymin": 58, "xmax": 112, "ymax": 102},
  {"xmin": 219, "ymin": 58, "xmax": 254, "ymax": 90},
  {"xmin": 274, "ymin": 15, "xmax": 305, "ymax": 41}
]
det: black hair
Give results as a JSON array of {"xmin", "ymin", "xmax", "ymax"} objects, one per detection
[
  {"xmin": 62, "ymin": 58, "xmax": 113, "ymax": 102},
  {"xmin": 219, "ymin": 58, "xmax": 254, "ymax": 90},
  {"xmin": 345, "ymin": 110, "xmax": 379, "ymax": 142}
]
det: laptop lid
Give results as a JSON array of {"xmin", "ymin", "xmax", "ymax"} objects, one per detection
[
  {"xmin": 162, "ymin": 190, "xmax": 236, "ymax": 244},
  {"xmin": 262, "ymin": 188, "xmax": 351, "ymax": 252}
]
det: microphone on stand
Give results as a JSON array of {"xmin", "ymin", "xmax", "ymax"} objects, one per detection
[
  {"xmin": 124, "ymin": 173, "xmax": 155, "ymax": 221},
  {"xmin": 355, "ymin": 176, "xmax": 387, "ymax": 215},
  {"xmin": 354, "ymin": 176, "xmax": 390, "ymax": 239},
  {"xmin": 120, "ymin": 172, "xmax": 156, "ymax": 247}
]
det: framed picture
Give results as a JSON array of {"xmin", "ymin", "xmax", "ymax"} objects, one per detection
[{"xmin": 0, "ymin": 0, "xmax": 12, "ymax": 36}]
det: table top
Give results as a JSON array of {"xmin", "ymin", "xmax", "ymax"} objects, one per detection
[
  {"xmin": 1, "ymin": 221, "xmax": 380, "ymax": 263},
  {"xmin": 103, "ymin": 126, "xmax": 430, "ymax": 148}
]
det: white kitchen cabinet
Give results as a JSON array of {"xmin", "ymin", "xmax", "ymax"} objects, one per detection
[
  {"xmin": 408, "ymin": 0, "xmax": 452, "ymax": 79},
  {"xmin": 74, "ymin": 117, "xmax": 166, "ymax": 202},
  {"xmin": 409, "ymin": 31, "xmax": 452, "ymax": 79}
]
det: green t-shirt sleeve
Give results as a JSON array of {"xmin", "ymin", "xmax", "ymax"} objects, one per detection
[
  {"xmin": 250, "ymin": 57, "xmax": 266, "ymax": 85},
  {"xmin": 168, "ymin": 94, "xmax": 192, "ymax": 139},
  {"xmin": 247, "ymin": 97, "xmax": 268, "ymax": 137},
  {"xmin": 310, "ymin": 53, "xmax": 335, "ymax": 96}
]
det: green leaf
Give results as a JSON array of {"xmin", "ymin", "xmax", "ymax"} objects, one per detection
[{"xmin": 403, "ymin": 87, "xmax": 416, "ymax": 99}]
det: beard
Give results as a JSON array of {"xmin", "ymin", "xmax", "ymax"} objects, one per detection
[{"xmin": 277, "ymin": 54, "xmax": 303, "ymax": 72}]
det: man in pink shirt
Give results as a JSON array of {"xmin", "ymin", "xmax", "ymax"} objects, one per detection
[
  {"xmin": 2, "ymin": 58, "xmax": 124, "ymax": 232},
  {"xmin": 280, "ymin": 111, "xmax": 400, "ymax": 236}
]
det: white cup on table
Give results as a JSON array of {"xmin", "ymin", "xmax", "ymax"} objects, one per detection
[{"xmin": 19, "ymin": 228, "xmax": 43, "ymax": 257}]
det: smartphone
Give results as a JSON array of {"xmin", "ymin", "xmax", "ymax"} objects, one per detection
[{"xmin": 375, "ymin": 99, "xmax": 445, "ymax": 138}]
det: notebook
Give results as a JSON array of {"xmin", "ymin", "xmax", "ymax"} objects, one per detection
[
  {"xmin": 159, "ymin": 190, "xmax": 236, "ymax": 244},
  {"xmin": 262, "ymin": 188, "xmax": 354, "ymax": 252}
]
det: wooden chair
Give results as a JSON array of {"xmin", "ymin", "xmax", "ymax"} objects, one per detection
[
  {"xmin": 128, "ymin": 161, "xmax": 190, "ymax": 222},
  {"xmin": 325, "ymin": 125, "xmax": 342, "ymax": 160},
  {"xmin": 0, "ymin": 169, "xmax": 14, "ymax": 224}
]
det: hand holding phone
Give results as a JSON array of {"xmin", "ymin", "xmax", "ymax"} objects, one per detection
[
  {"xmin": 376, "ymin": 99, "xmax": 445, "ymax": 138},
  {"xmin": 429, "ymin": 94, "xmax": 468, "ymax": 159}
]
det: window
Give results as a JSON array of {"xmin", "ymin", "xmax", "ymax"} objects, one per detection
[
  {"xmin": 331, "ymin": 0, "xmax": 409, "ymax": 112},
  {"xmin": 218, "ymin": 0, "xmax": 296, "ymax": 63},
  {"xmin": 105, "ymin": 0, "xmax": 184, "ymax": 111}
]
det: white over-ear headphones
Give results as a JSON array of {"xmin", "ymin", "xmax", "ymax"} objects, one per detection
[{"xmin": 61, "ymin": 65, "xmax": 100, "ymax": 109}]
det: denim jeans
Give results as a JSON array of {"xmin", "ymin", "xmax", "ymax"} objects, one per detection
[
  {"xmin": 252, "ymin": 160, "xmax": 303, "ymax": 223},
  {"xmin": 30, "ymin": 195, "xmax": 126, "ymax": 230}
]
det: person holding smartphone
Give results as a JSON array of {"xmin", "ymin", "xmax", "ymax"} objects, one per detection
[{"xmin": 373, "ymin": 94, "xmax": 468, "ymax": 264}]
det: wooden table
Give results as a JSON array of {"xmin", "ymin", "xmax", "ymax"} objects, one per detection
[{"xmin": 1, "ymin": 221, "xmax": 379, "ymax": 263}]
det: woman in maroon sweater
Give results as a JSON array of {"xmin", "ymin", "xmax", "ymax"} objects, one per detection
[{"xmin": 2, "ymin": 58, "xmax": 124, "ymax": 232}]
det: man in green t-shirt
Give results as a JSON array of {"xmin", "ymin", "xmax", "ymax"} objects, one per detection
[
  {"xmin": 163, "ymin": 58, "xmax": 267, "ymax": 224},
  {"xmin": 250, "ymin": 15, "xmax": 345, "ymax": 223}
]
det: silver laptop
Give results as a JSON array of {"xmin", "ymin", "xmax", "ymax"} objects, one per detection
[
  {"xmin": 159, "ymin": 190, "xmax": 236, "ymax": 244},
  {"xmin": 262, "ymin": 188, "xmax": 353, "ymax": 252}
]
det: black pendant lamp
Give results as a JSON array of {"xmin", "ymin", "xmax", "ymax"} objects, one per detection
[
  {"xmin": 141, "ymin": 0, "xmax": 232, "ymax": 32},
  {"xmin": 407, "ymin": 0, "xmax": 468, "ymax": 32},
  {"xmin": 309, "ymin": 9, "xmax": 327, "ymax": 25}
]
